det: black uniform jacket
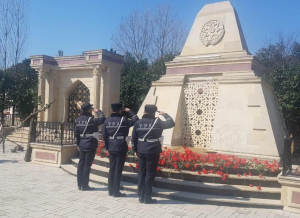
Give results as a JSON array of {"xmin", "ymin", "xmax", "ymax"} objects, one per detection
[
  {"xmin": 75, "ymin": 111, "xmax": 106, "ymax": 151},
  {"xmin": 131, "ymin": 113, "xmax": 175, "ymax": 155},
  {"xmin": 103, "ymin": 110, "xmax": 139, "ymax": 154}
]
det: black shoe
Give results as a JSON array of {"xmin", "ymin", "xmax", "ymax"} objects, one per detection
[
  {"xmin": 144, "ymin": 198, "xmax": 157, "ymax": 204},
  {"xmin": 108, "ymin": 192, "xmax": 113, "ymax": 196},
  {"xmin": 78, "ymin": 186, "xmax": 82, "ymax": 191},
  {"xmin": 139, "ymin": 196, "xmax": 144, "ymax": 203},
  {"xmin": 82, "ymin": 186, "xmax": 95, "ymax": 191},
  {"xmin": 113, "ymin": 192, "xmax": 126, "ymax": 197}
]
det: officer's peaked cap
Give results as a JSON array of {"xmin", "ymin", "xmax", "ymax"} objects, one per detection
[
  {"xmin": 81, "ymin": 102, "xmax": 93, "ymax": 112},
  {"xmin": 145, "ymin": 105, "xmax": 157, "ymax": 113},
  {"xmin": 111, "ymin": 103, "xmax": 123, "ymax": 111}
]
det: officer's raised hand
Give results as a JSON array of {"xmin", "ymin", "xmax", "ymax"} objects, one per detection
[
  {"xmin": 93, "ymin": 108, "xmax": 99, "ymax": 113},
  {"xmin": 158, "ymin": 111, "xmax": 165, "ymax": 115},
  {"xmin": 158, "ymin": 111, "xmax": 175, "ymax": 130},
  {"xmin": 124, "ymin": 108, "xmax": 139, "ymax": 126}
]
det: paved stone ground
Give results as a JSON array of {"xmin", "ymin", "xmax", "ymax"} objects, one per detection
[{"xmin": 1, "ymin": 142, "xmax": 300, "ymax": 218}]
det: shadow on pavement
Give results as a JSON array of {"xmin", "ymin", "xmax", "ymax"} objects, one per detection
[
  {"xmin": 0, "ymin": 159, "xmax": 19, "ymax": 164},
  {"xmin": 93, "ymin": 187, "xmax": 108, "ymax": 191}
]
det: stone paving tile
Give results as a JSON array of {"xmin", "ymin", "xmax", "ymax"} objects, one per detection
[{"xmin": 1, "ymin": 142, "xmax": 300, "ymax": 218}]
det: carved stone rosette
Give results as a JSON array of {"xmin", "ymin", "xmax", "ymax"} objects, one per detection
[{"xmin": 200, "ymin": 20, "xmax": 225, "ymax": 46}]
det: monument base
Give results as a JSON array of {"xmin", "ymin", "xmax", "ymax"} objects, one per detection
[
  {"xmin": 278, "ymin": 174, "xmax": 300, "ymax": 215},
  {"xmin": 31, "ymin": 143, "xmax": 78, "ymax": 167}
]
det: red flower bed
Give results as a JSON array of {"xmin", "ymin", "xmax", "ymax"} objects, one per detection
[{"xmin": 96, "ymin": 141, "xmax": 281, "ymax": 178}]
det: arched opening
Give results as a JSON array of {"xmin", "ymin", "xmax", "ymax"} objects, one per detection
[{"xmin": 67, "ymin": 81, "xmax": 90, "ymax": 122}]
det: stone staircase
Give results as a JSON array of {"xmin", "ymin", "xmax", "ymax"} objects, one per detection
[
  {"xmin": 6, "ymin": 128, "xmax": 29, "ymax": 144},
  {"xmin": 61, "ymin": 156, "xmax": 283, "ymax": 208}
]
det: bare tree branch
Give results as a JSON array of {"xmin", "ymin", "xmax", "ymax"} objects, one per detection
[
  {"xmin": 17, "ymin": 99, "xmax": 56, "ymax": 128},
  {"xmin": 112, "ymin": 3, "xmax": 188, "ymax": 62}
]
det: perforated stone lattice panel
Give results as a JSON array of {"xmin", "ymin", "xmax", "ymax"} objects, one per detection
[
  {"xmin": 68, "ymin": 82, "xmax": 90, "ymax": 122},
  {"xmin": 181, "ymin": 82, "xmax": 219, "ymax": 148}
]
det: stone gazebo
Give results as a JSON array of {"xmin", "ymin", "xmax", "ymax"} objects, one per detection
[
  {"xmin": 28, "ymin": 49, "xmax": 123, "ymax": 167},
  {"xmin": 30, "ymin": 49, "xmax": 123, "ymax": 122}
]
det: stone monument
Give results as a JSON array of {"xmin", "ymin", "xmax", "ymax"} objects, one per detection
[{"xmin": 138, "ymin": 1, "xmax": 287, "ymax": 159}]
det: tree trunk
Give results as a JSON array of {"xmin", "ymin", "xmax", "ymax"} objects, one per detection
[
  {"xmin": 1, "ymin": 124, "xmax": 4, "ymax": 153},
  {"xmin": 12, "ymin": 105, "xmax": 15, "ymax": 126},
  {"xmin": 24, "ymin": 109, "xmax": 37, "ymax": 162}
]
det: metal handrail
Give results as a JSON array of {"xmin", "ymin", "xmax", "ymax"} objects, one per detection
[
  {"xmin": 35, "ymin": 121, "xmax": 76, "ymax": 146},
  {"xmin": 282, "ymin": 136, "xmax": 300, "ymax": 176}
]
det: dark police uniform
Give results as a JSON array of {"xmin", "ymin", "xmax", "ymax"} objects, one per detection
[
  {"xmin": 103, "ymin": 103, "xmax": 139, "ymax": 197},
  {"xmin": 132, "ymin": 105, "xmax": 175, "ymax": 203},
  {"xmin": 75, "ymin": 103, "xmax": 106, "ymax": 190}
]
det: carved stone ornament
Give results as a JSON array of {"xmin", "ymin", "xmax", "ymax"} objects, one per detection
[
  {"xmin": 200, "ymin": 20, "xmax": 225, "ymax": 46},
  {"xmin": 181, "ymin": 82, "xmax": 219, "ymax": 148}
]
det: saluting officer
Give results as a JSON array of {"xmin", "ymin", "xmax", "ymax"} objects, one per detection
[
  {"xmin": 75, "ymin": 102, "xmax": 106, "ymax": 191},
  {"xmin": 132, "ymin": 105, "xmax": 175, "ymax": 204},
  {"xmin": 103, "ymin": 103, "xmax": 139, "ymax": 197}
]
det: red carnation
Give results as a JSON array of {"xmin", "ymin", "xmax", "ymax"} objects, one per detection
[
  {"xmin": 135, "ymin": 164, "xmax": 139, "ymax": 170},
  {"xmin": 249, "ymin": 172, "xmax": 253, "ymax": 176},
  {"xmin": 157, "ymin": 167, "xmax": 161, "ymax": 172},
  {"xmin": 249, "ymin": 184, "xmax": 253, "ymax": 187},
  {"xmin": 202, "ymin": 168, "xmax": 207, "ymax": 174},
  {"xmin": 185, "ymin": 163, "xmax": 190, "ymax": 169},
  {"xmin": 222, "ymin": 176, "xmax": 226, "ymax": 181},
  {"xmin": 129, "ymin": 164, "xmax": 132, "ymax": 167},
  {"xmin": 259, "ymin": 174, "xmax": 263, "ymax": 178},
  {"xmin": 217, "ymin": 171, "xmax": 223, "ymax": 176},
  {"xmin": 164, "ymin": 147, "xmax": 167, "ymax": 149},
  {"xmin": 244, "ymin": 173, "xmax": 247, "ymax": 177},
  {"xmin": 237, "ymin": 174, "xmax": 241, "ymax": 177},
  {"xmin": 257, "ymin": 186, "xmax": 262, "ymax": 190},
  {"xmin": 198, "ymin": 171, "xmax": 201, "ymax": 175}
]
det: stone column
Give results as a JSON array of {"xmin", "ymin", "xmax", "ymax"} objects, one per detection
[
  {"xmin": 99, "ymin": 67, "xmax": 107, "ymax": 114},
  {"xmin": 92, "ymin": 65, "xmax": 101, "ymax": 110},
  {"xmin": 38, "ymin": 69, "xmax": 46, "ymax": 121},
  {"xmin": 51, "ymin": 71, "xmax": 58, "ymax": 121},
  {"xmin": 45, "ymin": 70, "xmax": 54, "ymax": 122}
]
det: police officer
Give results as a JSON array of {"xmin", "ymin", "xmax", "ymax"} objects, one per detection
[
  {"xmin": 103, "ymin": 103, "xmax": 139, "ymax": 197},
  {"xmin": 132, "ymin": 105, "xmax": 175, "ymax": 204},
  {"xmin": 75, "ymin": 102, "xmax": 106, "ymax": 191}
]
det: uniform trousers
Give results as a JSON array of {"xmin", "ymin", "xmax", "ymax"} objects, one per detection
[
  {"xmin": 77, "ymin": 148, "xmax": 96, "ymax": 188},
  {"xmin": 108, "ymin": 152, "xmax": 127, "ymax": 194},
  {"xmin": 137, "ymin": 152, "xmax": 160, "ymax": 199}
]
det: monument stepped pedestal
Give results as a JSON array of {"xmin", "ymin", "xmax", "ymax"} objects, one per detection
[{"xmin": 61, "ymin": 156, "xmax": 283, "ymax": 208}]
